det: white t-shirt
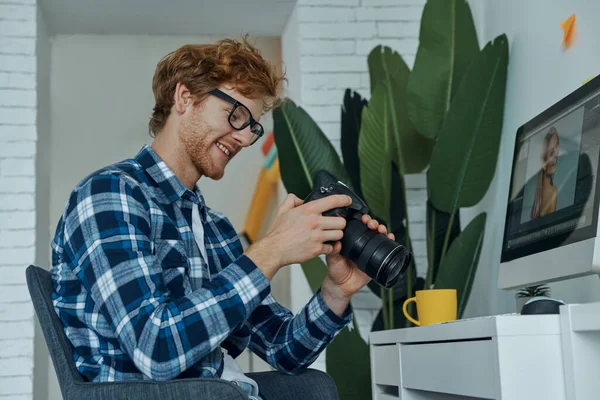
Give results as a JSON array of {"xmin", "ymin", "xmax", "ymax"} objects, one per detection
[{"xmin": 191, "ymin": 204, "xmax": 260, "ymax": 398}]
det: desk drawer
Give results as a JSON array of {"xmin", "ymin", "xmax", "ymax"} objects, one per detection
[
  {"xmin": 377, "ymin": 395, "xmax": 399, "ymax": 400},
  {"xmin": 400, "ymin": 339, "xmax": 496, "ymax": 398},
  {"xmin": 372, "ymin": 344, "xmax": 400, "ymax": 385}
]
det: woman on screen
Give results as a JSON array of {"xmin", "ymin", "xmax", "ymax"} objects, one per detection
[{"xmin": 531, "ymin": 127, "xmax": 560, "ymax": 219}]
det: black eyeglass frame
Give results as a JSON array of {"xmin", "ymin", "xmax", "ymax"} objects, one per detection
[{"xmin": 208, "ymin": 89, "xmax": 264, "ymax": 145}]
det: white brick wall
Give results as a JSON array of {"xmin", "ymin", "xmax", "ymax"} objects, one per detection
[
  {"xmin": 0, "ymin": 1, "xmax": 38, "ymax": 399},
  {"xmin": 282, "ymin": 0, "xmax": 427, "ymax": 371},
  {"xmin": 0, "ymin": 0, "xmax": 430, "ymax": 389}
]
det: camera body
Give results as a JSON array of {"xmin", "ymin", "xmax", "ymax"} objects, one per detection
[
  {"xmin": 304, "ymin": 179, "xmax": 369, "ymax": 222},
  {"xmin": 303, "ymin": 172, "xmax": 412, "ymax": 289}
]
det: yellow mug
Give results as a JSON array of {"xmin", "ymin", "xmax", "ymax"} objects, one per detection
[{"xmin": 402, "ymin": 289, "xmax": 457, "ymax": 326}]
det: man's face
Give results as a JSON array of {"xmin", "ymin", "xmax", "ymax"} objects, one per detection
[{"xmin": 178, "ymin": 86, "xmax": 263, "ymax": 180}]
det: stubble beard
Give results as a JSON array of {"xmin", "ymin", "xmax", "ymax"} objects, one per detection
[{"xmin": 178, "ymin": 110, "xmax": 225, "ymax": 181}]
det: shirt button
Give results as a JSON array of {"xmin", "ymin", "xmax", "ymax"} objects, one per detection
[{"xmin": 181, "ymin": 255, "xmax": 187, "ymax": 262}]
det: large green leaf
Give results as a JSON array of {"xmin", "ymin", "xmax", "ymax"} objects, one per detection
[
  {"xmin": 300, "ymin": 256, "xmax": 328, "ymax": 294},
  {"xmin": 406, "ymin": 0, "xmax": 480, "ymax": 139},
  {"xmin": 302, "ymin": 257, "xmax": 372, "ymax": 399},
  {"xmin": 368, "ymin": 45, "xmax": 404, "ymax": 95},
  {"xmin": 389, "ymin": 162, "xmax": 407, "ymax": 236},
  {"xmin": 367, "ymin": 46, "xmax": 433, "ymax": 174},
  {"xmin": 434, "ymin": 212, "xmax": 486, "ymax": 318},
  {"xmin": 273, "ymin": 100, "xmax": 351, "ymax": 200},
  {"xmin": 366, "ymin": 162, "xmax": 416, "ymax": 301},
  {"xmin": 425, "ymin": 200, "xmax": 461, "ymax": 288},
  {"xmin": 325, "ymin": 323, "xmax": 372, "ymax": 400},
  {"xmin": 427, "ymin": 34, "xmax": 509, "ymax": 214},
  {"xmin": 359, "ymin": 83, "xmax": 392, "ymax": 224},
  {"xmin": 341, "ymin": 89, "xmax": 368, "ymax": 200}
]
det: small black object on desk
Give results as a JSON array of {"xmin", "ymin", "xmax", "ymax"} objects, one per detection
[{"xmin": 521, "ymin": 296, "xmax": 566, "ymax": 315}]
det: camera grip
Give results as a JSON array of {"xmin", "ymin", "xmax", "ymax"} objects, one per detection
[
  {"xmin": 303, "ymin": 189, "xmax": 323, "ymax": 204},
  {"xmin": 303, "ymin": 185, "xmax": 349, "ymax": 219}
]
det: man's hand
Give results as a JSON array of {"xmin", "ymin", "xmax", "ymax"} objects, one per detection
[
  {"xmin": 321, "ymin": 215, "xmax": 395, "ymax": 317},
  {"xmin": 244, "ymin": 193, "xmax": 351, "ymax": 280}
]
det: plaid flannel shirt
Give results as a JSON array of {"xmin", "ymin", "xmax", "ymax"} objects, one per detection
[{"xmin": 51, "ymin": 145, "xmax": 353, "ymax": 383}]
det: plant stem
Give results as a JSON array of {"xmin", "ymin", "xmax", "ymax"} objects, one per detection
[
  {"xmin": 399, "ymin": 173, "xmax": 414, "ymax": 328},
  {"xmin": 405, "ymin": 265, "xmax": 412, "ymax": 328},
  {"xmin": 439, "ymin": 211, "xmax": 456, "ymax": 269},
  {"xmin": 396, "ymin": 174, "xmax": 411, "ymax": 256},
  {"xmin": 389, "ymin": 288, "xmax": 394, "ymax": 329},
  {"xmin": 381, "ymin": 286, "xmax": 389, "ymax": 330},
  {"xmin": 424, "ymin": 209, "xmax": 435, "ymax": 289}
]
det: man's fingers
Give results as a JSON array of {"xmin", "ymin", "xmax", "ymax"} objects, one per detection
[
  {"xmin": 321, "ymin": 230, "xmax": 344, "ymax": 243},
  {"xmin": 326, "ymin": 241, "xmax": 343, "ymax": 255},
  {"xmin": 278, "ymin": 193, "xmax": 303, "ymax": 215},
  {"xmin": 333, "ymin": 241, "xmax": 342, "ymax": 254},
  {"xmin": 361, "ymin": 214, "xmax": 391, "ymax": 236},
  {"xmin": 306, "ymin": 194, "xmax": 352, "ymax": 214},
  {"xmin": 368, "ymin": 219, "xmax": 379, "ymax": 230},
  {"xmin": 288, "ymin": 193, "xmax": 304, "ymax": 208},
  {"xmin": 321, "ymin": 243, "xmax": 335, "ymax": 254},
  {"xmin": 319, "ymin": 216, "xmax": 347, "ymax": 230}
]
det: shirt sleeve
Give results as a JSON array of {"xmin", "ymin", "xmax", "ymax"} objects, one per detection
[
  {"xmin": 61, "ymin": 173, "xmax": 271, "ymax": 381},
  {"xmin": 241, "ymin": 266, "xmax": 353, "ymax": 374}
]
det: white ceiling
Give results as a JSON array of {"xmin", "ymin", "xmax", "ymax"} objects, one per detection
[{"xmin": 39, "ymin": 0, "xmax": 297, "ymax": 36}]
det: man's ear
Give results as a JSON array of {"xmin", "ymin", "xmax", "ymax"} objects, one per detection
[{"xmin": 174, "ymin": 82, "xmax": 192, "ymax": 114}]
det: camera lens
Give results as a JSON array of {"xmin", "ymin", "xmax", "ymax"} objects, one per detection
[{"xmin": 341, "ymin": 219, "xmax": 412, "ymax": 288}]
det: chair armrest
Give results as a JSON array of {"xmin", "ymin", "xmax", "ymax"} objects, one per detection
[{"xmin": 69, "ymin": 377, "xmax": 248, "ymax": 400}]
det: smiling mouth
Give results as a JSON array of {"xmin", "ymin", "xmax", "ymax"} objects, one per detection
[{"xmin": 216, "ymin": 142, "xmax": 231, "ymax": 157}]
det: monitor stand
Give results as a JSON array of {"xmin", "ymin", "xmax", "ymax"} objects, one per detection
[{"xmin": 369, "ymin": 303, "xmax": 600, "ymax": 399}]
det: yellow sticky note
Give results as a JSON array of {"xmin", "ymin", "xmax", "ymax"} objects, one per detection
[{"xmin": 561, "ymin": 13, "xmax": 576, "ymax": 50}]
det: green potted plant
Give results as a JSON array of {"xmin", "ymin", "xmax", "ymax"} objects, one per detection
[
  {"xmin": 516, "ymin": 284, "xmax": 551, "ymax": 312},
  {"xmin": 272, "ymin": 1, "xmax": 509, "ymax": 398}
]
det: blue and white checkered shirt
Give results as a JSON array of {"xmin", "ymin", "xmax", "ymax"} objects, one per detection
[{"xmin": 51, "ymin": 145, "xmax": 353, "ymax": 386}]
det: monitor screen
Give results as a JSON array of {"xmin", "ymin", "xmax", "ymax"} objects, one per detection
[{"xmin": 501, "ymin": 79, "xmax": 600, "ymax": 263}]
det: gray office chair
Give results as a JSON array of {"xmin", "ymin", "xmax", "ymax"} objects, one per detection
[{"xmin": 26, "ymin": 265, "xmax": 339, "ymax": 400}]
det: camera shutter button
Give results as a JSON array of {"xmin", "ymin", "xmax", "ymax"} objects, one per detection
[{"xmin": 320, "ymin": 185, "xmax": 333, "ymax": 194}]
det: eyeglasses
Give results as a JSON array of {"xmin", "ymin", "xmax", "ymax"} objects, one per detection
[{"xmin": 209, "ymin": 89, "xmax": 264, "ymax": 145}]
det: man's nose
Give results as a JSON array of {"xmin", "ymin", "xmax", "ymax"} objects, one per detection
[{"xmin": 231, "ymin": 126, "xmax": 254, "ymax": 147}]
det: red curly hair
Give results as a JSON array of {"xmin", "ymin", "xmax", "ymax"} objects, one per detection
[{"xmin": 149, "ymin": 35, "xmax": 285, "ymax": 136}]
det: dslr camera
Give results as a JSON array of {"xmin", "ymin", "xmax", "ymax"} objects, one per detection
[{"xmin": 304, "ymin": 171, "xmax": 412, "ymax": 289}]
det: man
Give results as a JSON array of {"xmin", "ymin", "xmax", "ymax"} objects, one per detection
[{"xmin": 50, "ymin": 37, "xmax": 394, "ymax": 399}]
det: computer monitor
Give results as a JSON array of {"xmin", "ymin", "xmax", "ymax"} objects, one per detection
[{"xmin": 499, "ymin": 75, "xmax": 600, "ymax": 290}]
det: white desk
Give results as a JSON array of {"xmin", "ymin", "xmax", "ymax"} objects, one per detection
[{"xmin": 369, "ymin": 303, "xmax": 600, "ymax": 400}]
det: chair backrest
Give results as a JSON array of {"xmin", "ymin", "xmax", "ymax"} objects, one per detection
[{"xmin": 26, "ymin": 265, "xmax": 86, "ymax": 395}]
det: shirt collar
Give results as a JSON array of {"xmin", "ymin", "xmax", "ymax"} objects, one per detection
[{"xmin": 135, "ymin": 145, "xmax": 206, "ymax": 208}]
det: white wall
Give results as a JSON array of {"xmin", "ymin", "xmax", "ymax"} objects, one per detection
[
  {"xmin": 34, "ymin": 5, "xmax": 52, "ymax": 400},
  {"xmin": 464, "ymin": 0, "xmax": 600, "ymax": 318},
  {"xmin": 281, "ymin": 0, "xmax": 427, "ymax": 372},
  {"xmin": 49, "ymin": 34, "xmax": 282, "ymax": 236},
  {"xmin": 45, "ymin": 33, "xmax": 283, "ymax": 400},
  {"xmin": 0, "ymin": 1, "xmax": 39, "ymax": 399}
]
